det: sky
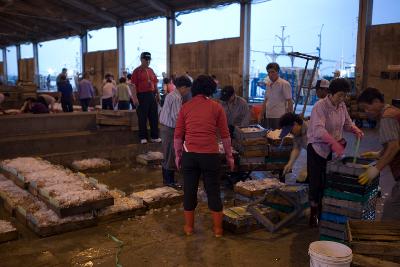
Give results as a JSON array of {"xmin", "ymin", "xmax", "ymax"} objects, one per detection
[{"xmin": 2, "ymin": 0, "xmax": 399, "ymax": 88}]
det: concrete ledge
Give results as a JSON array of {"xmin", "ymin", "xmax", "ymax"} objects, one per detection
[
  {"xmin": 0, "ymin": 112, "xmax": 98, "ymax": 137},
  {"xmin": 0, "ymin": 130, "xmax": 139, "ymax": 159},
  {"xmin": 42, "ymin": 143, "xmax": 162, "ymax": 167}
]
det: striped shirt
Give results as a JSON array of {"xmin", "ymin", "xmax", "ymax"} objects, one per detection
[
  {"xmin": 307, "ymin": 96, "xmax": 354, "ymax": 159},
  {"xmin": 221, "ymin": 95, "xmax": 250, "ymax": 127},
  {"xmin": 159, "ymin": 89, "xmax": 182, "ymax": 128},
  {"xmin": 379, "ymin": 105, "xmax": 400, "ymax": 145}
]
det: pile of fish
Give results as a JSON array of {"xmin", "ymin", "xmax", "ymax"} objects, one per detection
[
  {"xmin": 241, "ymin": 127, "xmax": 264, "ymax": 133},
  {"xmin": 235, "ymin": 178, "xmax": 284, "ymax": 192},
  {"xmin": 131, "ymin": 187, "xmax": 182, "ymax": 203},
  {"xmin": 71, "ymin": 158, "xmax": 111, "ymax": 171},
  {"xmin": 0, "ymin": 174, "xmax": 94, "ymax": 228},
  {"xmin": 1, "ymin": 157, "xmax": 112, "ymax": 209},
  {"xmin": 98, "ymin": 190, "xmax": 144, "ymax": 217}
]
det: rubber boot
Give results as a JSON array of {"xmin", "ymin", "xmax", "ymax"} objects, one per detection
[
  {"xmin": 211, "ymin": 211, "xmax": 223, "ymax": 237},
  {"xmin": 183, "ymin": 210, "xmax": 194, "ymax": 236},
  {"xmin": 309, "ymin": 206, "xmax": 319, "ymax": 228}
]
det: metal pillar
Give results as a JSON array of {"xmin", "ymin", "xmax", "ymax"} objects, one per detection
[
  {"xmin": 16, "ymin": 45, "xmax": 21, "ymax": 61},
  {"xmin": 117, "ymin": 25, "xmax": 125, "ymax": 77},
  {"xmin": 33, "ymin": 43, "xmax": 39, "ymax": 86},
  {"xmin": 80, "ymin": 33, "xmax": 88, "ymax": 74},
  {"xmin": 166, "ymin": 13, "xmax": 175, "ymax": 77},
  {"xmin": 240, "ymin": 1, "xmax": 251, "ymax": 99},
  {"xmin": 1, "ymin": 48, "xmax": 7, "ymax": 84}
]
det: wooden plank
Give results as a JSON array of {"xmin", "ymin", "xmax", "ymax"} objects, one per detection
[
  {"xmin": 351, "ymin": 228, "xmax": 400, "ymax": 236},
  {"xmin": 97, "ymin": 206, "xmax": 147, "ymax": 223},
  {"xmin": 350, "ymin": 220, "xmax": 400, "ymax": 230},
  {"xmin": 351, "ymin": 241, "xmax": 400, "ymax": 257},
  {"xmin": 353, "ymin": 234, "xmax": 400, "ymax": 242},
  {"xmin": 27, "ymin": 217, "xmax": 96, "ymax": 237},
  {"xmin": 0, "ymin": 229, "xmax": 18, "ymax": 243},
  {"xmin": 37, "ymin": 192, "xmax": 114, "ymax": 218},
  {"xmin": 352, "ymin": 253, "xmax": 400, "ymax": 267}
]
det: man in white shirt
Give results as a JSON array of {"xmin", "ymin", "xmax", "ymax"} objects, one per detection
[{"xmin": 259, "ymin": 63, "xmax": 293, "ymax": 129}]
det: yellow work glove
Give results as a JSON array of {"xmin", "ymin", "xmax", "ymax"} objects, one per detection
[
  {"xmin": 360, "ymin": 151, "xmax": 380, "ymax": 159},
  {"xmin": 358, "ymin": 166, "xmax": 379, "ymax": 185},
  {"xmin": 296, "ymin": 168, "xmax": 308, "ymax": 182}
]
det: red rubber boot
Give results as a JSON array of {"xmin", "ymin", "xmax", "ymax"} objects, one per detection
[
  {"xmin": 184, "ymin": 210, "xmax": 194, "ymax": 235},
  {"xmin": 211, "ymin": 211, "xmax": 224, "ymax": 237}
]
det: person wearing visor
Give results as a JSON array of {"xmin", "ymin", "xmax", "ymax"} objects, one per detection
[
  {"xmin": 220, "ymin": 86, "xmax": 250, "ymax": 137},
  {"xmin": 131, "ymin": 52, "xmax": 161, "ymax": 144},
  {"xmin": 307, "ymin": 78, "xmax": 364, "ymax": 227},
  {"xmin": 279, "ymin": 112, "xmax": 309, "ymax": 183},
  {"xmin": 357, "ymin": 87, "xmax": 400, "ymax": 220},
  {"xmin": 314, "ymin": 79, "xmax": 329, "ymax": 99}
]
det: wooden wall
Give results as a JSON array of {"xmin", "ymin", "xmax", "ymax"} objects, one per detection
[
  {"xmin": 364, "ymin": 24, "xmax": 400, "ymax": 103},
  {"xmin": 170, "ymin": 37, "xmax": 243, "ymax": 95},
  {"xmin": 18, "ymin": 58, "xmax": 35, "ymax": 82},
  {"xmin": 84, "ymin": 49, "xmax": 118, "ymax": 94}
]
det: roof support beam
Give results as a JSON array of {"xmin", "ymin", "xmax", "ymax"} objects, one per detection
[
  {"xmin": 58, "ymin": 0, "xmax": 118, "ymax": 24},
  {"xmin": 141, "ymin": 0, "xmax": 171, "ymax": 16}
]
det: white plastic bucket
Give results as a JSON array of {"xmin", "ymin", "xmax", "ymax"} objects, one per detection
[{"xmin": 308, "ymin": 241, "xmax": 352, "ymax": 267}]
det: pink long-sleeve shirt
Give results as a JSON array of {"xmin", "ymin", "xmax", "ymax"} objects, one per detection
[{"xmin": 307, "ymin": 96, "xmax": 354, "ymax": 159}]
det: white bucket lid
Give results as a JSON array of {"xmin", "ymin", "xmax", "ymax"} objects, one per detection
[{"xmin": 309, "ymin": 241, "xmax": 352, "ymax": 261}]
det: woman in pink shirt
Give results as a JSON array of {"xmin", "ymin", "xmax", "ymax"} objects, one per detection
[
  {"xmin": 174, "ymin": 75, "xmax": 234, "ymax": 237},
  {"xmin": 307, "ymin": 78, "xmax": 363, "ymax": 227}
]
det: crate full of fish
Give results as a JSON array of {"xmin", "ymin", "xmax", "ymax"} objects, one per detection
[{"xmin": 234, "ymin": 125, "xmax": 267, "ymax": 140}]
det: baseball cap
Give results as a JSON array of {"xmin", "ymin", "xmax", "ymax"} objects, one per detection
[
  {"xmin": 279, "ymin": 125, "xmax": 293, "ymax": 139},
  {"xmin": 220, "ymin": 86, "xmax": 235, "ymax": 102},
  {"xmin": 313, "ymin": 79, "xmax": 329, "ymax": 89},
  {"xmin": 140, "ymin": 52, "xmax": 151, "ymax": 60}
]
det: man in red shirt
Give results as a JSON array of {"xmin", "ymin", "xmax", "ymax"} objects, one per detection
[{"xmin": 131, "ymin": 52, "xmax": 161, "ymax": 144}]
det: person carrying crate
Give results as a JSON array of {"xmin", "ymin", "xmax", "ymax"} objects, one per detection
[{"xmin": 357, "ymin": 87, "xmax": 400, "ymax": 220}]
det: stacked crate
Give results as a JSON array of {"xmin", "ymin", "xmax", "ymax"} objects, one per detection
[
  {"xmin": 266, "ymin": 130, "xmax": 293, "ymax": 170},
  {"xmin": 320, "ymin": 158, "xmax": 379, "ymax": 242},
  {"xmin": 233, "ymin": 125, "xmax": 268, "ymax": 167}
]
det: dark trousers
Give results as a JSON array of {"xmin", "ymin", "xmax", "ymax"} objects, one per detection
[
  {"xmin": 182, "ymin": 152, "xmax": 222, "ymax": 212},
  {"xmin": 118, "ymin": 100, "xmax": 130, "ymax": 110},
  {"xmin": 61, "ymin": 100, "xmax": 73, "ymax": 112},
  {"xmin": 162, "ymin": 167, "xmax": 175, "ymax": 185},
  {"xmin": 307, "ymin": 144, "xmax": 331, "ymax": 206},
  {"xmin": 80, "ymin": 98, "xmax": 91, "ymax": 112},
  {"xmin": 136, "ymin": 92, "xmax": 159, "ymax": 139},
  {"xmin": 102, "ymin": 97, "xmax": 113, "ymax": 110}
]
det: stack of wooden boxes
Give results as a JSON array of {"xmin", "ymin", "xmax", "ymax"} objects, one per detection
[
  {"xmin": 320, "ymin": 158, "xmax": 379, "ymax": 242},
  {"xmin": 233, "ymin": 125, "xmax": 268, "ymax": 168},
  {"xmin": 266, "ymin": 130, "xmax": 293, "ymax": 170}
]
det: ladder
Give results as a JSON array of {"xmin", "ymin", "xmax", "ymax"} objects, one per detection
[{"xmin": 288, "ymin": 52, "xmax": 320, "ymax": 117}]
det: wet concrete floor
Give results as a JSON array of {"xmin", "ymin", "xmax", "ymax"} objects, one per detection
[{"xmin": 0, "ymin": 128, "xmax": 396, "ymax": 267}]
